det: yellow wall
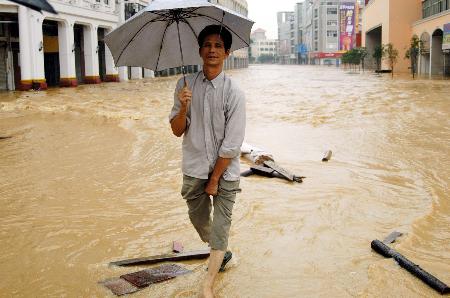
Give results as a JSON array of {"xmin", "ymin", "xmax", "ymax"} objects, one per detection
[
  {"xmin": 412, "ymin": 11, "xmax": 450, "ymax": 37},
  {"xmin": 362, "ymin": 0, "xmax": 422, "ymax": 72},
  {"xmin": 388, "ymin": 0, "xmax": 422, "ymax": 73}
]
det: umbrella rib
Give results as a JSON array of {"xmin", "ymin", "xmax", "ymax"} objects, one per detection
[
  {"xmin": 116, "ymin": 16, "xmax": 167, "ymax": 63},
  {"xmin": 190, "ymin": 13, "xmax": 250, "ymax": 47},
  {"xmin": 154, "ymin": 20, "xmax": 173, "ymax": 71}
]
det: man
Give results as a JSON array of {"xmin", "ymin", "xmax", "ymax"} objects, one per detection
[{"xmin": 169, "ymin": 25, "xmax": 246, "ymax": 298}]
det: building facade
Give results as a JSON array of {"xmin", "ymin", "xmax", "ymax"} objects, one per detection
[
  {"xmin": 208, "ymin": 0, "xmax": 249, "ymax": 70},
  {"xmin": 362, "ymin": 0, "xmax": 450, "ymax": 75},
  {"xmin": 278, "ymin": 0, "xmax": 361, "ymax": 66},
  {"xmin": 277, "ymin": 11, "xmax": 295, "ymax": 64},
  {"xmin": 0, "ymin": 0, "xmax": 249, "ymax": 91},
  {"xmin": 250, "ymin": 28, "xmax": 278, "ymax": 63}
]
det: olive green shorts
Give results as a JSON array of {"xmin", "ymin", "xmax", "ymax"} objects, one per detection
[{"xmin": 181, "ymin": 175, "xmax": 241, "ymax": 251}]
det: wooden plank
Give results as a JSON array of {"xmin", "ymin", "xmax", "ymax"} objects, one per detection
[
  {"xmin": 110, "ymin": 249, "xmax": 210, "ymax": 267},
  {"xmin": 263, "ymin": 160, "xmax": 295, "ymax": 181}
]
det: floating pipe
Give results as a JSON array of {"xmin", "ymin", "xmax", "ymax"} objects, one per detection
[{"xmin": 371, "ymin": 239, "xmax": 450, "ymax": 295}]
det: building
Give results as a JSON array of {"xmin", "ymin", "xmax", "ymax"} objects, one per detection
[
  {"xmin": 0, "ymin": 0, "xmax": 249, "ymax": 91},
  {"xmin": 250, "ymin": 28, "xmax": 278, "ymax": 63},
  {"xmin": 277, "ymin": 11, "xmax": 295, "ymax": 64},
  {"xmin": 208, "ymin": 0, "xmax": 249, "ymax": 70},
  {"xmin": 362, "ymin": 0, "xmax": 450, "ymax": 76},
  {"xmin": 0, "ymin": 0, "xmax": 127, "ymax": 91},
  {"xmin": 279, "ymin": 0, "xmax": 360, "ymax": 66}
]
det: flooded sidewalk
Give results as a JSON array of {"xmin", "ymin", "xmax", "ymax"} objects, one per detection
[{"xmin": 0, "ymin": 65, "xmax": 449, "ymax": 297}]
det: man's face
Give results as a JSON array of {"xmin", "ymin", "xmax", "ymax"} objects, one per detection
[{"xmin": 199, "ymin": 34, "xmax": 230, "ymax": 67}]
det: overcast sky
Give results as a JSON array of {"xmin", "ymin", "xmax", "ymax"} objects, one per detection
[{"xmin": 246, "ymin": 0, "xmax": 303, "ymax": 39}]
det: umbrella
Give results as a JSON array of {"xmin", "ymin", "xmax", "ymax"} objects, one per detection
[
  {"xmin": 104, "ymin": 0, "xmax": 253, "ymax": 82},
  {"xmin": 9, "ymin": 0, "xmax": 57, "ymax": 14}
]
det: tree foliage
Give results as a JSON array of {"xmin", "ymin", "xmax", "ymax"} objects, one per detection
[
  {"xmin": 384, "ymin": 43, "xmax": 399, "ymax": 78},
  {"xmin": 372, "ymin": 44, "xmax": 385, "ymax": 71},
  {"xmin": 404, "ymin": 36, "xmax": 423, "ymax": 79},
  {"xmin": 257, "ymin": 54, "xmax": 276, "ymax": 64},
  {"xmin": 341, "ymin": 47, "xmax": 368, "ymax": 72}
]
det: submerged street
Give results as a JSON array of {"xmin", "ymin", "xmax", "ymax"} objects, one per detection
[{"xmin": 0, "ymin": 65, "xmax": 449, "ymax": 297}]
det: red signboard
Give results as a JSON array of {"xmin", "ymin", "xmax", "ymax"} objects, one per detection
[{"xmin": 311, "ymin": 52, "xmax": 343, "ymax": 59}]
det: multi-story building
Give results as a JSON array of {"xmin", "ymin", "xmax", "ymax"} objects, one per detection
[
  {"xmin": 0, "ymin": 0, "xmax": 249, "ymax": 91},
  {"xmin": 363, "ymin": 0, "xmax": 449, "ymax": 76},
  {"xmin": 277, "ymin": 11, "xmax": 295, "ymax": 64},
  {"xmin": 280, "ymin": 0, "xmax": 360, "ymax": 66},
  {"xmin": 0, "ymin": 0, "xmax": 128, "ymax": 90},
  {"xmin": 250, "ymin": 28, "xmax": 278, "ymax": 63},
  {"xmin": 208, "ymin": 0, "xmax": 249, "ymax": 70}
]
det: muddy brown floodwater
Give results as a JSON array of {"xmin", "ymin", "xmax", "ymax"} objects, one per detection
[{"xmin": 0, "ymin": 65, "xmax": 449, "ymax": 297}]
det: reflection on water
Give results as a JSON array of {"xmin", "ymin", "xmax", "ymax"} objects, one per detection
[{"xmin": 0, "ymin": 65, "xmax": 449, "ymax": 297}]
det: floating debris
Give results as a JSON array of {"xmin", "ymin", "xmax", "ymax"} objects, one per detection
[{"xmin": 371, "ymin": 239, "xmax": 450, "ymax": 294}]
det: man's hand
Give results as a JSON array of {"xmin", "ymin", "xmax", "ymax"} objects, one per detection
[
  {"xmin": 205, "ymin": 177, "xmax": 219, "ymax": 196},
  {"xmin": 178, "ymin": 85, "xmax": 192, "ymax": 110}
]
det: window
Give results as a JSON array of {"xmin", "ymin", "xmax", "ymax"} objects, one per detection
[
  {"xmin": 423, "ymin": 0, "xmax": 448, "ymax": 18},
  {"xmin": 327, "ymin": 8, "xmax": 337, "ymax": 14},
  {"xmin": 314, "ymin": 9, "xmax": 318, "ymax": 18},
  {"xmin": 327, "ymin": 20, "xmax": 338, "ymax": 26},
  {"xmin": 327, "ymin": 30, "xmax": 337, "ymax": 37}
]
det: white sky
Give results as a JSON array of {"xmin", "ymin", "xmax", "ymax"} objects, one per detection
[{"xmin": 246, "ymin": 0, "xmax": 303, "ymax": 39}]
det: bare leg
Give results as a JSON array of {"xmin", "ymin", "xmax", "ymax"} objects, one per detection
[{"xmin": 201, "ymin": 249, "xmax": 225, "ymax": 298}]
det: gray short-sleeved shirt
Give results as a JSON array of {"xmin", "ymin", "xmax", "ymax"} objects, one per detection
[{"xmin": 169, "ymin": 71, "xmax": 246, "ymax": 181}]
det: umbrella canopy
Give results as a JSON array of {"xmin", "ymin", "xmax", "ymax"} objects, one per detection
[
  {"xmin": 9, "ymin": 0, "xmax": 57, "ymax": 14},
  {"xmin": 104, "ymin": 0, "xmax": 254, "ymax": 72}
]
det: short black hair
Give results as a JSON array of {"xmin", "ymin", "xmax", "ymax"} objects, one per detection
[{"xmin": 197, "ymin": 25, "xmax": 232, "ymax": 51}]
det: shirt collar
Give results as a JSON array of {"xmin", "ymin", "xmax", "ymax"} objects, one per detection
[{"xmin": 201, "ymin": 71, "xmax": 224, "ymax": 89}]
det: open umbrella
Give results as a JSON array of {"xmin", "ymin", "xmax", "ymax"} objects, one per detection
[
  {"xmin": 9, "ymin": 0, "xmax": 57, "ymax": 14},
  {"xmin": 104, "ymin": 0, "xmax": 253, "ymax": 82}
]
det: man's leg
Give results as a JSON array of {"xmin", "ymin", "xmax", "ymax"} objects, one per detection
[
  {"xmin": 202, "ymin": 178, "xmax": 240, "ymax": 297},
  {"xmin": 181, "ymin": 175, "xmax": 211, "ymax": 244}
]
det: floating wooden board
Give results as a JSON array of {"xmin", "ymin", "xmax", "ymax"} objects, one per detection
[
  {"xmin": 110, "ymin": 249, "xmax": 210, "ymax": 267},
  {"xmin": 99, "ymin": 278, "xmax": 139, "ymax": 296},
  {"xmin": 263, "ymin": 160, "xmax": 295, "ymax": 181},
  {"xmin": 101, "ymin": 264, "xmax": 191, "ymax": 296}
]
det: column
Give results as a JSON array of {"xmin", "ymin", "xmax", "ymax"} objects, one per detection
[
  {"xmin": 429, "ymin": 37, "xmax": 433, "ymax": 78},
  {"xmin": 117, "ymin": 0, "xmax": 128, "ymax": 81},
  {"xmin": 18, "ymin": 6, "xmax": 32, "ymax": 90},
  {"xmin": 29, "ymin": 10, "xmax": 46, "ymax": 89},
  {"xmin": 83, "ymin": 24, "xmax": 100, "ymax": 84},
  {"xmin": 130, "ymin": 67, "xmax": 142, "ymax": 79},
  {"xmin": 58, "ymin": 21, "xmax": 77, "ymax": 87},
  {"xmin": 105, "ymin": 30, "xmax": 119, "ymax": 82},
  {"xmin": 143, "ymin": 68, "xmax": 154, "ymax": 78}
]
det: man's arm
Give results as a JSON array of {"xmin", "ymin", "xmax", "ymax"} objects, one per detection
[
  {"xmin": 205, "ymin": 88, "xmax": 246, "ymax": 196},
  {"xmin": 170, "ymin": 85, "xmax": 192, "ymax": 137},
  {"xmin": 205, "ymin": 157, "xmax": 231, "ymax": 196}
]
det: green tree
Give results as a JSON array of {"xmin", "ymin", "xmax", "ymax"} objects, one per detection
[
  {"xmin": 258, "ymin": 54, "xmax": 275, "ymax": 64},
  {"xmin": 384, "ymin": 43, "xmax": 399, "ymax": 78},
  {"xmin": 357, "ymin": 47, "xmax": 368, "ymax": 72},
  {"xmin": 372, "ymin": 44, "xmax": 385, "ymax": 72},
  {"xmin": 405, "ymin": 36, "xmax": 422, "ymax": 79}
]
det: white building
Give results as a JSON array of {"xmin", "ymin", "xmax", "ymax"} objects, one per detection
[
  {"xmin": 208, "ymin": 0, "xmax": 249, "ymax": 69},
  {"xmin": 0, "ymin": 0, "xmax": 248, "ymax": 91},
  {"xmin": 250, "ymin": 28, "xmax": 278, "ymax": 63},
  {"xmin": 0, "ymin": 0, "xmax": 138, "ymax": 90}
]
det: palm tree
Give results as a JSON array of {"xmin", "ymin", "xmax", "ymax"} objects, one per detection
[{"xmin": 384, "ymin": 43, "xmax": 399, "ymax": 78}]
